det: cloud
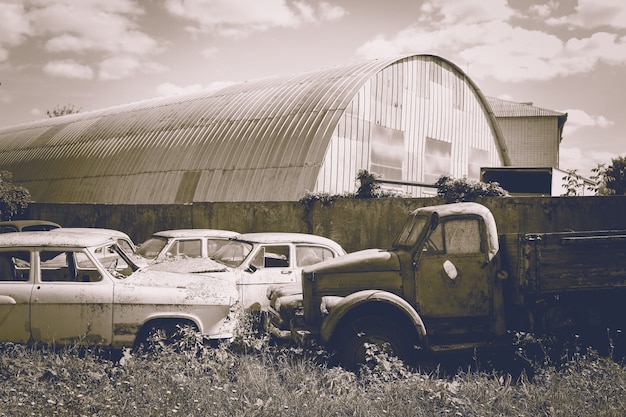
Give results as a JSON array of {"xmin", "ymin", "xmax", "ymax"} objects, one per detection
[
  {"xmin": 43, "ymin": 59, "xmax": 94, "ymax": 79},
  {"xmin": 356, "ymin": 0, "xmax": 626, "ymax": 83},
  {"xmin": 559, "ymin": 146, "xmax": 618, "ymax": 178},
  {"xmin": 98, "ymin": 56, "xmax": 167, "ymax": 80},
  {"xmin": 547, "ymin": 0, "xmax": 626, "ymax": 29},
  {"xmin": 164, "ymin": 0, "xmax": 348, "ymax": 37},
  {"xmin": 419, "ymin": 0, "xmax": 514, "ymax": 25},
  {"xmin": 156, "ymin": 82, "xmax": 205, "ymax": 96},
  {"xmin": 0, "ymin": 3, "xmax": 32, "ymax": 46},
  {"xmin": 561, "ymin": 108, "xmax": 614, "ymax": 136},
  {"xmin": 2, "ymin": 1, "xmax": 164, "ymax": 79},
  {"xmin": 318, "ymin": 2, "xmax": 348, "ymax": 21},
  {"xmin": 156, "ymin": 80, "xmax": 237, "ymax": 96}
]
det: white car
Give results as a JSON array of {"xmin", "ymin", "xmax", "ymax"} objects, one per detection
[
  {"xmin": 134, "ymin": 229, "xmax": 240, "ymax": 265},
  {"xmin": 147, "ymin": 232, "xmax": 346, "ymax": 310},
  {"xmin": 0, "ymin": 231, "xmax": 238, "ymax": 349}
]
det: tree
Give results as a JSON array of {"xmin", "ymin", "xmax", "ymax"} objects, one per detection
[
  {"xmin": 605, "ymin": 156, "xmax": 626, "ymax": 195},
  {"xmin": 435, "ymin": 175, "xmax": 509, "ymax": 203},
  {"xmin": 587, "ymin": 156, "xmax": 626, "ymax": 196},
  {"xmin": 46, "ymin": 104, "xmax": 81, "ymax": 118},
  {"xmin": 562, "ymin": 169, "xmax": 585, "ymax": 196},
  {"xmin": 588, "ymin": 163, "xmax": 613, "ymax": 196},
  {"xmin": 0, "ymin": 171, "xmax": 31, "ymax": 220}
]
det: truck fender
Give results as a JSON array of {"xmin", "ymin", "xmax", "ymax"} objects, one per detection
[{"xmin": 320, "ymin": 290, "xmax": 427, "ymax": 346}]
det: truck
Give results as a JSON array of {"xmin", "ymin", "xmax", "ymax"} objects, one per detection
[{"xmin": 265, "ymin": 202, "xmax": 626, "ymax": 368}]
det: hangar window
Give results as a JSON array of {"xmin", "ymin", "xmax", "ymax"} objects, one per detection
[
  {"xmin": 424, "ymin": 138, "xmax": 451, "ymax": 184},
  {"xmin": 371, "ymin": 124, "xmax": 404, "ymax": 181}
]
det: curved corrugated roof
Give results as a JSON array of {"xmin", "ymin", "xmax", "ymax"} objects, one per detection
[{"xmin": 0, "ymin": 54, "xmax": 506, "ymax": 204}]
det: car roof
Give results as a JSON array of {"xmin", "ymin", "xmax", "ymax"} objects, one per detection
[
  {"xmin": 51, "ymin": 227, "xmax": 132, "ymax": 240},
  {"xmin": 0, "ymin": 220, "xmax": 61, "ymax": 230},
  {"xmin": 0, "ymin": 231, "xmax": 114, "ymax": 248},
  {"xmin": 152, "ymin": 229, "xmax": 239, "ymax": 239},
  {"xmin": 235, "ymin": 232, "xmax": 345, "ymax": 254}
]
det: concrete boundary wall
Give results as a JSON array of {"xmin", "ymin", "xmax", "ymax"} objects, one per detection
[{"xmin": 23, "ymin": 196, "xmax": 626, "ymax": 253}]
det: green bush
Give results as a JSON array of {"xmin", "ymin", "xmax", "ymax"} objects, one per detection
[
  {"xmin": 0, "ymin": 171, "xmax": 30, "ymax": 220},
  {"xmin": 435, "ymin": 175, "xmax": 509, "ymax": 203}
]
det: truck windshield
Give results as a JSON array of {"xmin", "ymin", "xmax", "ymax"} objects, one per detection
[{"xmin": 393, "ymin": 214, "xmax": 429, "ymax": 249}]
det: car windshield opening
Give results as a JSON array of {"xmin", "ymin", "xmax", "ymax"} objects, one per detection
[
  {"xmin": 135, "ymin": 237, "xmax": 168, "ymax": 259},
  {"xmin": 211, "ymin": 240, "xmax": 253, "ymax": 268}
]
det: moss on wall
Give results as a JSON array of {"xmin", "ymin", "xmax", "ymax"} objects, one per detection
[{"xmin": 23, "ymin": 196, "xmax": 626, "ymax": 252}]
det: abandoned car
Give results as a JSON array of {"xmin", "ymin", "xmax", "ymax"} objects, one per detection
[
  {"xmin": 146, "ymin": 232, "xmax": 346, "ymax": 310},
  {"xmin": 134, "ymin": 229, "xmax": 240, "ymax": 266},
  {"xmin": 0, "ymin": 231, "xmax": 238, "ymax": 349},
  {"xmin": 0, "ymin": 220, "xmax": 61, "ymax": 233}
]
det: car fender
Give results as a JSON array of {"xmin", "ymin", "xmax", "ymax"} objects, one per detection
[
  {"xmin": 319, "ymin": 289, "xmax": 427, "ymax": 345},
  {"xmin": 137, "ymin": 311, "xmax": 205, "ymax": 335}
]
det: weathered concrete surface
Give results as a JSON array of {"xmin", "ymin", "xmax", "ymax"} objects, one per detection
[{"xmin": 23, "ymin": 196, "xmax": 626, "ymax": 253}]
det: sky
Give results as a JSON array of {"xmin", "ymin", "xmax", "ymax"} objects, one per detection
[{"xmin": 0, "ymin": 0, "xmax": 624, "ymax": 179}]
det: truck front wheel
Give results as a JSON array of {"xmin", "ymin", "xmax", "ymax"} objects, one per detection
[{"xmin": 335, "ymin": 316, "xmax": 413, "ymax": 369}]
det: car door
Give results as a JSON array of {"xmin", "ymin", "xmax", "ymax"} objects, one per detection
[
  {"xmin": 0, "ymin": 250, "xmax": 32, "ymax": 343},
  {"xmin": 239, "ymin": 244, "xmax": 296, "ymax": 310},
  {"xmin": 29, "ymin": 248, "xmax": 114, "ymax": 345},
  {"xmin": 415, "ymin": 215, "xmax": 494, "ymax": 333}
]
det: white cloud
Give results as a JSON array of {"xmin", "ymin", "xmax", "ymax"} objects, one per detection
[
  {"xmin": 3, "ymin": 1, "xmax": 164, "ymax": 80},
  {"xmin": 527, "ymin": 1, "xmax": 559, "ymax": 19},
  {"xmin": 30, "ymin": 1, "xmax": 162, "ymax": 56},
  {"xmin": 547, "ymin": 0, "xmax": 626, "ymax": 29},
  {"xmin": 356, "ymin": 0, "xmax": 626, "ymax": 83},
  {"xmin": 43, "ymin": 59, "xmax": 94, "ymax": 79},
  {"xmin": 0, "ymin": 3, "xmax": 32, "ymax": 47},
  {"xmin": 98, "ymin": 56, "xmax": 167, "ymax": 80},
  {"xmin": 156, "ymin": 82, "xmax": 204, "ymax": 96},
  {"xmin": 561, "ymin": 108, "xmax": 614, "ymax": 136},
  {"xmin": 156, "ymin": 80, "xmax": 237, "ymax": 96},
  {"xmin": 419, "ymin": 0, "xmax": 514, "ymax": 25},
  {"xmin": 318, "ymin": 1, "xmax": 348, "ymax": 21},
  {"xmin": 164, "ymin": 0, "xmax": 348, "ymax": 37},
  {"xmin": 559, "ymin": 146, "xmax": 618, "ymax": 178}
]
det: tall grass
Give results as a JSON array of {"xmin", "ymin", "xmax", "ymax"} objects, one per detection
[{"xmin": 0, "ymin": 322, "xmax": 624, "ymax": 417}]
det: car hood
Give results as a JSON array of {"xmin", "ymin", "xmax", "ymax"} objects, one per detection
[
  {"xmin": 145, "ymin": 258, "xmax": 231, "ymax": 274},
  {"xmin": 121, "ymin": 268, "xmax": 238, "ymax": 305}
]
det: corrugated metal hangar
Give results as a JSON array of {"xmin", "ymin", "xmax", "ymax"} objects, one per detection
[{"xmin": 0, "ymin": 54, "xmax": 510, "ymax": 204}]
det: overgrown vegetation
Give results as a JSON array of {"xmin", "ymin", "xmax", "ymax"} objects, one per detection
[
  {"xmin": 0, "ymin": 171, "xmax": 30, "ymax": 220},
  {"xmin": 1, "ymin": 316, "xmax": 624, "ymax": 416},
  {"xmin": 563, "ymin": 155, "xmax": 626, "ymax": 196},
  {"xmin": 434, "ymin": 175, "xmax": 509, "ymax": 203},
  {"xmin": 46, "ymin": 104, "xmax": 82, "ymax": 118}
]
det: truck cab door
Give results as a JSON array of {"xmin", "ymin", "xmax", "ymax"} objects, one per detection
[{"xmin": 415, "ymin": 215, "xmax": 495, "ymax": 335}]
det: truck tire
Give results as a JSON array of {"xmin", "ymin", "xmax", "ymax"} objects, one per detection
[{"xmin": 335, "ymin": 316, "xmax": 412, "ymax": 369}]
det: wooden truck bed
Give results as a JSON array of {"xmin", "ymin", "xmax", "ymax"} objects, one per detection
[{"xmin": 500, "ymin": 230, "xmax": 626, "ymax": 299}]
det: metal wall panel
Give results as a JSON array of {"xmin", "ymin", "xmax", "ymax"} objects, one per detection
[{"xmin": 0, "ymin": 54, "xmax": 506, "ymax": 203}]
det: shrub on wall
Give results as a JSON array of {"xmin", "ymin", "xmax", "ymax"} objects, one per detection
[{"xmin": 435, "ymin": 175, "xmax": 509, "ymax": 203}]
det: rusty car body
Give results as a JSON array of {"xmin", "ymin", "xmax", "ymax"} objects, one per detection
[
  {"xmin": 134, "ymin": 229, "xmax": 240, "ymax": 266},
  {"xmin": 0, "ymin": 231, "xmax": 238, "ymax": 348},
  {"xmin": 147, "ymin": 232, "xmax": 346, "ymax": 311},
  {"xmin": 266, "ymin": 202, "xmax": 626, "ymax": 367},
  {"xmin": 0, "ymin": 220, "xmax": 61, "ymax": 233}
]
